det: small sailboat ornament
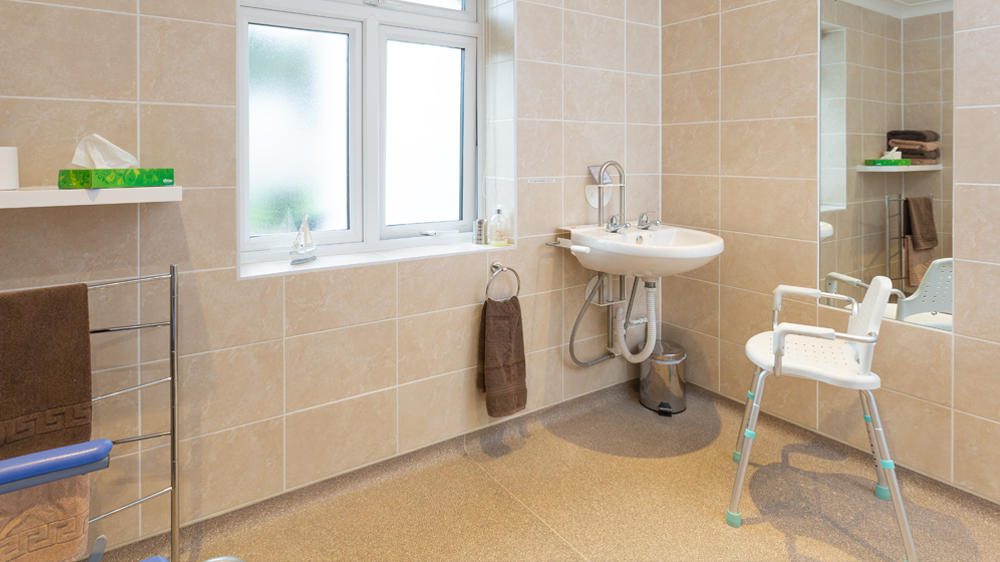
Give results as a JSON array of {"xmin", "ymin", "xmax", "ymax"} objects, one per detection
[{"xmin": 290, "ymin": 213, "xmax": 317, "ymax": 265}]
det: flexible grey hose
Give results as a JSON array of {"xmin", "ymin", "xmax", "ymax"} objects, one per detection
[{"xmin": 569, "ymin": 273, "xmax": 616, "ymax": 367}]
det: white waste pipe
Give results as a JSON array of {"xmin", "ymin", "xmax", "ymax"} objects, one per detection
[{"xmin": 614, "ymin": 284, "xmax": 657, "ymax": 364}]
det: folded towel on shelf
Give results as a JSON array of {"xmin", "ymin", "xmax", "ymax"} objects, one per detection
[
  {"xmin": 0, "ymin": 284, "xmax": 92, "ymax": 562},
  {"xmin": 907, "ymin": 159, "xmax": 941, "ymax": 166},
  {"xmin": 887, "ymin": 130, "xmax": 940, "ymax": 142},
  {"xmin": 905, "ymin": 235, "xmax": 934, "ymax": 287},
  {"xmin": 898, "ymin": 149, "xmax": 941, "ymax": 160},
  {"xmin": 904, "ymin": 196, "xmax": 938, "ymax": 251},
  {"xmin": 477, "ymin": 297, "xmax": 527, "ymax": 418},
  {"xmin": 888, "ymin": 139, "xmax": 943, "ymax": 151}
]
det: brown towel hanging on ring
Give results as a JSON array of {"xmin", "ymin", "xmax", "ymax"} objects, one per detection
[{"xmin": 476, "ymin": 297, "xmax": 527, "ymax": 418}]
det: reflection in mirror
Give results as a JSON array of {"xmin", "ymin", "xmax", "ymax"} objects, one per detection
[{"xmin": 819, "ymin": 0, "xmax": 954, "ymax": 331}]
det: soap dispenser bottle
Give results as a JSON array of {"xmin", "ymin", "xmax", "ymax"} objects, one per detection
[{"xmin": 488, "ymin": 205, "xmax": 508, "ymax": 247}]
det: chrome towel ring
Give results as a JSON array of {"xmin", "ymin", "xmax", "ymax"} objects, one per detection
[{"xmin": 486, "ymin": 261, "xmax": 520, "ymax": 300}]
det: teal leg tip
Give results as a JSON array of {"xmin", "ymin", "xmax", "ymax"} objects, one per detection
[
  {"xmin": 875, "ymin": 485, "xmax": 891, "ymax": 501},
  {"xmin": 726, "ymin": 510, "xmax": 741, "ymax": 528},
  {"xmin": 733, "ymin": 450, "xmax": 741, "ymax": 464}
]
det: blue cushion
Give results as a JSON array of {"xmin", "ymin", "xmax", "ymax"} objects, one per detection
[{"xmin": 0, "ymin": 439, "xmax": 113, "ymax": 487}]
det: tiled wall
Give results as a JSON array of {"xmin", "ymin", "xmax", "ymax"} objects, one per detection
[{"xmin": 0, "ymin": 0, "xmax": 661, "ymax": 551}]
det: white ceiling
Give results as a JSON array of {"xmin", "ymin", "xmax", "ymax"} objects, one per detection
[{"xmin": 840, "ymin": 0, "xmax": 954, "ymax": 18}]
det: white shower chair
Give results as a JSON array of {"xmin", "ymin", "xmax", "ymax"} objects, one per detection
[{"xmin": 725, "ymin": 276, "xmax": 918, "ymax": 562}]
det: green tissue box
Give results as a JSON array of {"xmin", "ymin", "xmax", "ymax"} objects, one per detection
[
  {"xmin": 864, "ymin": 159, "xmax": 912, "ymax": 166},
  {"xmin": 58, "ymin": 168, "xmax": 174, "ymax": 189}
]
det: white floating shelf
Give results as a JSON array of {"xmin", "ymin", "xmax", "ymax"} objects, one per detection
[
  {"xmin": 0, "ymin": 186, "xmax": 182, "ymax": 209},
  {"xmin": 856, "ymin": 165, "xmax": 943, "ymax": 173}
]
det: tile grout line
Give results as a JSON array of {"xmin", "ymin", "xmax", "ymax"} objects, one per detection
[{"xmin": 460, "ymin": 444, "xmax": 592, "ymax": 562}]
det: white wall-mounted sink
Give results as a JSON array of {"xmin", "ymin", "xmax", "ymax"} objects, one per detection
[{"xmin": 567, "ymin": 225, "xmax": 724, "ymax": 281}]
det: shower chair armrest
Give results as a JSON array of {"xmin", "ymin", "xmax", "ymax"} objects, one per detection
[
  {"xmin": 771, "ymin": 322, "xmax": 837, "ymax": 378},
  {"xmin": 771, "ymin": 285, "xmax": 858, "ymax": 330}
]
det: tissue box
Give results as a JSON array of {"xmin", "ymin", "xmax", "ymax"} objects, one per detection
[
  {"xmin": 863, "ymin": 159, "xmax": 912, "ymax": 166},
  {"xmin": 58, "ymin": 168, "xmax": 174, "ymax": 189}
]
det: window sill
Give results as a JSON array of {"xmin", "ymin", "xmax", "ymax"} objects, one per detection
[{"xmin": 239, "ymin": 241, "xmax": 516, "ymax": 280}]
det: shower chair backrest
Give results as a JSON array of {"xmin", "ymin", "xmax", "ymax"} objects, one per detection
[
  {"xmin": 847, "ymin": 275, "xmax": 892, "ymax": 376},
  {"xmin": 895, "ymin": 258, "xmax": 953, "ymax": 320}
]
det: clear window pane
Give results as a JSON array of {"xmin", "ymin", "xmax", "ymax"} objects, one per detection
[
  {"xmin": 248, "ymin": 24, "xmax": 349, "ymax": 237},
  {"xmin": 385, "ymin": 40, "xmax": 465, "ymax": 227},
  {"xmin": 398, "ymin": 0, "xmax": 464, "ymax": 11}
]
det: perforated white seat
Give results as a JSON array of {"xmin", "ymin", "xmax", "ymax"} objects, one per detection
[{"xmin": 744, "ymin": 332, "xmax": 881, "ymax": 390}]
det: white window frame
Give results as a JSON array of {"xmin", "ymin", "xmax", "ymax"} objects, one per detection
[{"xmin": 237, "ymin": 0, "xmax": 482, "ymax": 263}]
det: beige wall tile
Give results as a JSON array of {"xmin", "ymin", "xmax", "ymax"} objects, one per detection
[
  {"xmin": 564, "ymin": 122, "xmax": 625, "ymax": 177},
  {"xmin": 140, "ymin": 104, "xmax": 236, "ymax": 187},
  {"xmin": 286, "ymin": 320, "xmax": 397, "ymax": 411},
  {"xmin": 564, "ymin": 11, "xmax": 624, "ymax": 70},
  {"xmin": 399, "ymin": 253, "xmax": 487, "ymax": 315},
  {"xmin": 662, "ymin": 0, "xmax": 716, "ymax": 25},
  {"xmin": 0, "ymin": 205, "xmax": 137, "ymax": 291},
  {"xmin": 721, "ymin": 0, "xmax": 817, "ymax": 66},
  {"xmin": 89, "ymin": 452, "xmax": 140, "ymax": 547},
  {"xmin": 565, "ymin": 0, "xmax": 623, "ymax": 19},
  {"xmin": 722, "ymin": 342, "xmax": 818, "ymax": 429},
  {"xmin": 399, "ymin": 304, "xmax": 481, "ymax": 383},
  {"xmin": 903, "ymin": 14, "xmax": 941, "ymax": 42},
  {"xmin": 661, "ymin": 70, "xmax": 719, "ymax": 124},
  {"xmin": 141, "ymin": 268, "xmax": 283, "ymax": 358},
  {"xmin": 89, "ymin": 283, "xmax": 139, "ymax": 372},
  {"xmin": 720, "ymin": 286, "xmax": 816, "ymax": 345},
  {"xmin": 92, "ymin": 367, "xmax": 140, "ymax": 455},
  {"xmin": 0, "ymin": 2, "xmax": 136, "ymax": 100},
  {"xmin": 954, "ymin": 336, "xmax": 1000, "ymax": 422},
  {"xmin": 517, "ymin": 61, "xmax": 562, "ymax": 120},
  {"xmin": 954, "ymin": 412, "xmax": 1000, "ymax": 502},
  {"xmin": 286, "ymin": 390, "xmax": 396, "ymax": 488},
  {"xmin": 720, "ymin": 232, "xmax": 817, "ymax": 294},
  {"xmin": 563, "ymin": 335, "xmax": 628, "ymax": 397},
  {"xmin": 625, "ymin": 23, "xmax": 660, "ymax": 75},
  {"xmin": 955, "ymin": 28, "xmax": 1000, "ymax": 107},
  {"xmin": 863, "ymin": 32, "xmax": 886, "ymax": 69},
  {"xmin": 817, "ymin": 383, "xmax": 869, "ymax": 449},
  {"xmin": 564, "ymin": 67, "xmax": 625, "ymax": 122},
  {"xmin": 954, "ymin": 260, "xmax": 1000, "ymax": 343},
  {"xmin": 517, "ymin": 181, "xmax": 563, "ymax": 237},
  {"xmin": 31, "ymin": 0, "xmax": 134, "ymax": 10},
  {"xmin": 526, "ymin": 346, "xmax": 564, "ymax": 409},
  {"xmin": 285, "ymin": 263, "xmax": 397, "ymax": 336},
  {"xmin": 0, "ymin": 98, "xmax": 137, "ymax": 188},
  {"xmin": 661, "ymin": 275, "xmax": 719, "ymax": 336},
  {"xmin": 722, "ymin": 55, "xmax": 818, "ymax": 121},
  {"xmin": 720, "ymin": 177, "xmax": 818, "ymax": 241},
  {"xmin": 662, "ymin": 16, "xmax": 719, "ymax": 74},
  {"xmin": 139, "ymin": 0, "xmax": 236, "ymax": 24},
  {"xmin": 398, "ymin": 369, "xmax": 486, "ymax": 450},
  {"xmin": 177, "ymin": 418, "xmax": 284, "ymax": 520},
  {"xmin": 954, "ymin": 184, "xmax": 1000, "ymax": 263},
  {"xmin": 660, "ymin": 322, "xmax": 719, "ymax": 390},
  {"xmin": 516, "ymin": 2, "xmax": 562, "ymax": 63},
  {"xmin": 627, "ymin": 0, "xmax": 658, "ymax": 25},
  {"xmin": 721, "ymin": 118, "xmax": 817, "ymax": 179},
  {"xmin": 518, "ymin": 120, "xmax": 563, "ymax": 177},
  {"xmin": 140, "ymin": 17, "xmax": 235, "ymax": 105},
  {"xmin": 625, "ymin": 175, "xmax": 660, "ymax": 222},
  {"xmin": 874, "ymin": 389, "xmax": 951, "ymax": 480},
  {"xmin": 520, "ymin": 290, "xmax": 564, "ymax": 352},
  {"xmin": 661, "ymin": 175, "xmax": 719, "ymax": 229},
  {"xmin": 661, "ymin": 123, "xmax": 719, "ymax": 175},
  {"xmin": 903, "ymin": 38, "xmax": 942, "ymax": 72},
  {"xmin": 140, "ymin": 188, "xmax": 237, "ymax": 272},
  {"xmin": 626, "ymin": 73, "xmax": 660, "ymax": 124},
  {"xmin": 626, "ymin": 125, "xmax": 661, "ymax": 175},
  {"xmin": 871, "ymin": 320, "xmax": 951, "ymax": 406},
  {"xmin": 489, "ymin": 236, "xmax": 562, "ymax": 296},
  {"xmin": 955, "ymin": 0, "xmax": 1000, "ymax": 31}
]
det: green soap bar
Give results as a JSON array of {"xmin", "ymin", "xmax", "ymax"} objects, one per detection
[
  {"xmin": 58, "ymin": 168, "xmax": 174, "ymax": 189},
  {"xmin": 864, "ymin": 159, "xmax": 912, "ymax": 166}
]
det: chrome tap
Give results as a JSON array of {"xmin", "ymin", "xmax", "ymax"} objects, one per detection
[
  {"xmin": 607, "ymin": 213, "xmax": 630, "ymax": 233},
  {"xmin": 637, "ymin": 211, "xmax": 660, "ymax": 230}
]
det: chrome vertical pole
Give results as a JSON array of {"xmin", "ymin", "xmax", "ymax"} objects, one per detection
[
  {"xmin": 169, "ymin": 264, "xmax": 180, "ymax": 562},
  {"xmin": 885, "ymin": 195, "xmax": 891, "ymax": 281}
]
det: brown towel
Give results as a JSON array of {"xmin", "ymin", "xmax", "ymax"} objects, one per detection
[
  {"xmin": 476, "ymin": 297, "xmax": 527, "ymax": 418},
  {"xmin": 1, "ymin": 284, "xmax": 92, "ymax": 460},
  {"xmin": 0, "ymin": 284, "xmax": 92, "ymax": 562},
  {"xmin": 905, "ymin": 235, "xmax": 933, "ymax": 287},
  {"xmin": 906, "ymin": 159, "xmax": 941, "ymax": 166},
  {"xmin": 898, "ymin": 149, "xmax": 941, "ymax": 160},
  {"xmin": 888, "ymin": 139, "xmax": 943, "ymax": 152},
  {"xmin": 887, "ymin": 130, "xmax": 940, "ymax": 142},
  {"xmin": 0, "ymin": 476, "xmax": 89, "ymax": 562},
  {"xmin": 905, "ymin": 196, "xmax": 938, "ymax": 251}
]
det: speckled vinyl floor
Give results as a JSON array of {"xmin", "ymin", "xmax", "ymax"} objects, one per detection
[{"xmin": 105, "ymin": 384, "xmax": 1000, "ymax": 562}]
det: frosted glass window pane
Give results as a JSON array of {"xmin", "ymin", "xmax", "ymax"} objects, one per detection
[
  {"xmin": 248, "ymin": 24, "xmax": 350, "ymax": 237},
  {"xmin": 399, "ymin": 0, "xmax": 463, "ymax": 11},
  {"xmin": 385, "ymin": 40, "xmax": 464, "ymax": 226}
]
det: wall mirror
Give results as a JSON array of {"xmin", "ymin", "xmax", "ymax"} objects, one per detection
[{"xmin": 819, "ymin": 0, "xmax": 954, "ymax": 331}]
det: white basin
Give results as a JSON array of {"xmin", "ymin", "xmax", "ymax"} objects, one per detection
[{"xmin": 568, "ymin": 225, "xmax": 724, "ymax": 281}]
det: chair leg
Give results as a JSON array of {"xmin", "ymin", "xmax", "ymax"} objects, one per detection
[
  {"xmin": 863, "ymin": 390, "xmax": 919, "ymax": 562},
  {"xmin": 733, "ymin": 367, "xmax": 762, "ymax": 463},
  {"xmin": 860, "ymin": 390, "xmax": 891, "ymax": 501},
  {"xmin": 727, "ymin": 370, "xmax": 770, "ymax": 529}
]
